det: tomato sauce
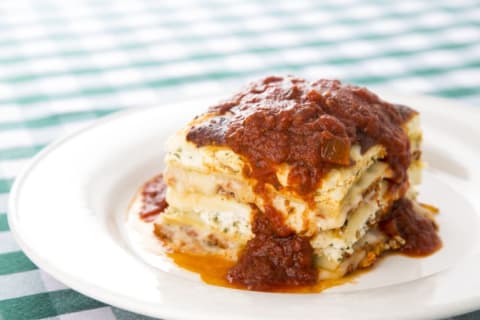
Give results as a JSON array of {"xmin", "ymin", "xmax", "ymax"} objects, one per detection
[
  {"xmin": 187, "ymin": 76, "xmax": 416, "ymax": 196},
  {"xmin": 380, "ymin": 198, "xmax": 442, "ymax": 257},
  {"xmin": 169, "ymin": 251, "xmax": 357, "ymax": 293},
  {"xmin": 226, "ymin": 207, "xmax": 317, "ymax": 290},
  {"xmin": 139, "ymin": 174, "xmax": 168, "ymax": 222}
]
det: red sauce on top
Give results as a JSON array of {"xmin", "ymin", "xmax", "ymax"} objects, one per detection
[
  {"xmin": 139, "ymin": 174, "xmax": 168, "ymax": 222},
  {"xmin": 186, "ymin": 76, "xmax": 416, "ymax": 195},
  {"xmin": 380, "ymin": 198, "xmax": 441, "ymax": 256}
]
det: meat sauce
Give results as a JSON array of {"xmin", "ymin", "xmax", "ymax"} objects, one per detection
[
  {"xmin": 380, "ymin": 198, "xmax": 442, "ymax": 256},
  {"xmin": 226, "ymin": 207, "xmax": 317, "ymax": 290},
  {"xmin": 139, "ymin": 174, "xmax": 168, "ymax": 222},
  {"xmin": 187, "ymin": 76, "xmax": 416, "ymax": 195},
  {"xmin": 169, "ymin": 251, "xmax": 357, "ymax": 293}
]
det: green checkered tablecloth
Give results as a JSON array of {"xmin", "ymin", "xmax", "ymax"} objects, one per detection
[{"xmin": 1, "ymin": 0, "xmax": 479, "ymax": 319}]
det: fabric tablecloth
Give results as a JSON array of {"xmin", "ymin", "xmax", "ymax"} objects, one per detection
[{"xmin": 1, "ymin": 0, "xmax": 479, "ymax": 319}]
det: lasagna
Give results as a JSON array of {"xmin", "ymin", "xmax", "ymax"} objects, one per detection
[{"xmin": 136, "ymin": 76, "xmax": 441, "ymax": 291}]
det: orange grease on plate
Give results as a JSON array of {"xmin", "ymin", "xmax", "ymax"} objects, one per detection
[{"xmin": 168, "ymin": 252, "xmax": 361, "ymax": 293}]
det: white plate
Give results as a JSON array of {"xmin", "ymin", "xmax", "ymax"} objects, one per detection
[{"xmin": 8, "ymin": 92, "xmax": 480, "ymax": 320}]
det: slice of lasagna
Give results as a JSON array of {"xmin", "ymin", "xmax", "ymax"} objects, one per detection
[{"xmin": 150, "ymin": 76, "xmax": 441, "ymax": 290}]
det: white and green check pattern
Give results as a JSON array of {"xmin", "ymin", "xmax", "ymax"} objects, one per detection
[{"xmin": 1, "ymin": 0, "xmax": 479, "ymax": 319}]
